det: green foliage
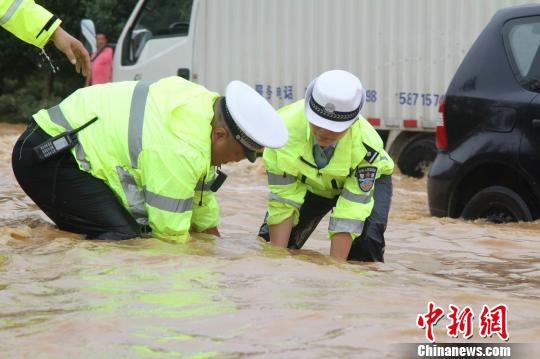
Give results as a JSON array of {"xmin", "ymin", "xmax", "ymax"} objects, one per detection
[{"xmin": 0, "ymin": 0, "xmax": 137, "ymax": 122}]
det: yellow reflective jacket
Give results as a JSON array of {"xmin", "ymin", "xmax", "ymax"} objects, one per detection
[
  {"xmin": 263, "ymin": 100, "xmax": 394, "ymax": 239},
  {"xmin": 0, "ymin": 0, "xmax": 61, "ymax": 48},
  {"xmin": 33, "ymin": 77, "xmax": 221, "ymax": 242}
]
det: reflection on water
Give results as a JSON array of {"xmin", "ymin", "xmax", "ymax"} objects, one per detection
[{"xmin": 1, "ymin": 123, "xmax": 539, "ymax": 358}]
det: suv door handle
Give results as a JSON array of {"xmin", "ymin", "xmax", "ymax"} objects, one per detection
[{"xmin": 533, "ymin": 119, "xmax": 540, "ymax": 128}]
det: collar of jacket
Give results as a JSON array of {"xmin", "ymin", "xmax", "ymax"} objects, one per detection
[{"xmin": 298, "ymin": 118, "xmax": 366, "ymax": 177}]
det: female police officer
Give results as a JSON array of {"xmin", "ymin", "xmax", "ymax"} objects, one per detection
[{"xmin": 259, "ymin": 70, "xmax": 394, "ymax": 261}]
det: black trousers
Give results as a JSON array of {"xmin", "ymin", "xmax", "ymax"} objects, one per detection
[
  {"xmin": 259, "ymin": 175, "xmax": 393, "ymax": 262},
  {"xmin": 11, "ymin": 121, "xmax": 141, "ymax": 239}
]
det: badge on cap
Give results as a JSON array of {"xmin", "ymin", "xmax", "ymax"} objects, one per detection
[
  {"xmin": 356, "ymin": 166, "xmax": 377, "ymax": 192},
  {"xmin": 324, "ymin": 103, "xmax": 336, "ymax": 114}
]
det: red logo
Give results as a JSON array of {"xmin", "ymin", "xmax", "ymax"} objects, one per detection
[
  {"xmin": 479, "ymin": 304, "xmax": 509, "ymax": 341},
  {"xmin": 417, "ymin": 303, "xmax": 509, "ymax": 342},
  {"xmin": 416, "ymin": 302, "xmax": 445, "ymax": 342},
  {"xmin": 446, "ymin": 305, "xmax": 474, "ymax": 339}
]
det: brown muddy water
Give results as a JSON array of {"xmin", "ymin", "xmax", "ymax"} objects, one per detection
[{"xmin": 1, "ymin": 123, "xmax": 539, "ymax": 358}]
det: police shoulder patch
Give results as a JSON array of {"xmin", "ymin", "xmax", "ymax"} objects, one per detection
[{"xmin": 356, "ymin": 166, "xmax": 377, "ymax": 192}]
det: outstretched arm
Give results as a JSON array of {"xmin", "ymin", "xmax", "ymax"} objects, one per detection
[{"xmin": 0, "ymin": 0, "xmax": 90, "ymax": 79}]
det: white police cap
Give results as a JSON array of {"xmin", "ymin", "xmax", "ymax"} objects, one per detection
[
  {"xmin": 222, "ymin": 81, "xmax": 288, "ymax": 162},
  {"xmin": 305, "ymin": 70, "xmax": 365, "ymax": 133}
]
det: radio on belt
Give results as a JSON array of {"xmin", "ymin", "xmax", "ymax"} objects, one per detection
[
  {"xmin": 33, "ymin": 117, "xmax": 98, "ymax": 162},
  {"xmin": 209, "ymin": 168, "xmax": 228, "ymax": 192}
]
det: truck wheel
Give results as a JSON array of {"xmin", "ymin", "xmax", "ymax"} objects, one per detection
[
  {"xmin": 461, "ymin": 186, "xmax": 533, "ymax": 223},
  {"xmin": 396, "ymin": 135, "xmax": 436, "ymax": 178}
]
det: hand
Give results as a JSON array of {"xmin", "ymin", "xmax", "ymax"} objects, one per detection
[
  {"xmin": 202, "ymin": 227, "xmax": 220, "ymax": 237},
  {"xmin": 51, "ymin": 26, "xmax": 91, "ymax": 81}
]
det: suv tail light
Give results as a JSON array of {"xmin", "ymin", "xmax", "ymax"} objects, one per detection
[{"xmin": 436, "ymin": 99, "xmax": 448, "ymax": 150}]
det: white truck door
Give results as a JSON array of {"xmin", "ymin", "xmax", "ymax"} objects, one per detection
[{"xmin": 113, "ymin": 0, "xmax": 196, "ymax": 81}]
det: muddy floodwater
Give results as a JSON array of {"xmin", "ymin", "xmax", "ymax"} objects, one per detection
[{"xmin": 1, "ymin": 123, "xmax": 539, "ymax": 358}]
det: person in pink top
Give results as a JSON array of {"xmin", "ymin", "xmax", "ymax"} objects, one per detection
[{"xmin": 90, "ymin": 33, "xmax": 113, "ymax": 85}]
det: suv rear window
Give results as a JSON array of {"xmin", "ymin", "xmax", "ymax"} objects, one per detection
[{"xmin": 504, "ymin": 16, "xmax": 540, "ymax": 92}]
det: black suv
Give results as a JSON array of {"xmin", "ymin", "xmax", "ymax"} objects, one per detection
[{"xmin": 428, "ymin": 4, "xmax": 540, "ymax": 223}]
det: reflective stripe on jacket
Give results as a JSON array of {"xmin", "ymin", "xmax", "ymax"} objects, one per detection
[
  {"xmin": 33, "ymin": 76, "xmax": 221, "ymax": 242},
  {"xmin": 0, "ymin": 0, "xmax": 61, "ymax": 48},
  {"xmin": 263, "ymin": 100, "xmax": 394, "ymax": 239}
]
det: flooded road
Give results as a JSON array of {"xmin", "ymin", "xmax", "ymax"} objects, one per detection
[{"xmin": 1, "ymin": 123, "xmax": 539, "ymax": 358}]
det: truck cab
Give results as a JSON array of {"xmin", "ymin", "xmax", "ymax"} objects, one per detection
[{"xmin": 114, "ymin": 0, "xmax": 194, "ymax": 81}]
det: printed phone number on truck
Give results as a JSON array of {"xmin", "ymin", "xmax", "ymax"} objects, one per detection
[
  {"xmin": 255, "ymin": 84, "xmax": 381, "ymax": 104},
  {"xmin": 398, "ymin": 92, "xmax": 445, "ymax": 107}
]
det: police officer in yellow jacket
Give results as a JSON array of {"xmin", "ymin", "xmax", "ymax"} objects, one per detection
[
  {"xmin": 1, "ymin": 0, "xmax": 90, "ymax": 77},
  {"xmin": 12, "ymin": 76, "xmax": 288, "ymax": 241},
  {"xmin": 259, "ymin": 70, "xmax": 394, "ymax": 261}
]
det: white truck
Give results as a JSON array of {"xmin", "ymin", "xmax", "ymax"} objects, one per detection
[{"xmin": 95, "ymin": 0, "xmax": 533, "ymax": 176}]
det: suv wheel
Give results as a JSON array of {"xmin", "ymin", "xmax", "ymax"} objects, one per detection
[{"xmin": 461, "ymin": 186, "xmax": 533, "ymax": 223}]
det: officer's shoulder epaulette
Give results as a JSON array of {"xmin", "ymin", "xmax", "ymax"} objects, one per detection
[{"xmin": 363, "ymin": 142, "xmax": 379, "ymax": 164}]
